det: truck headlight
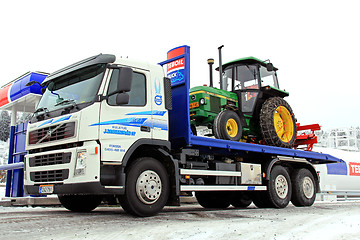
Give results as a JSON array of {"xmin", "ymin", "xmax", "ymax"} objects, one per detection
[{"xmin": 74, "ymin": 150, "xmax": 87, "ymax": 176}]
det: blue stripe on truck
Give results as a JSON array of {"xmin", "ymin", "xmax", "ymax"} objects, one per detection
[{"xmin": 326, "ymin": 160, "xmax": 347, "ymax": 175}]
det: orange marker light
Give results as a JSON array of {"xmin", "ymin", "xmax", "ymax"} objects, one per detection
[{"xmin": 185, "ymin": 175, "xmax": 190, "ymax": 179}]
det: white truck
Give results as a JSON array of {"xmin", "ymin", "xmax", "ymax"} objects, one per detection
[{"xmin": 24, "ymin": 46, "xmax": 339, "ymax": 216}]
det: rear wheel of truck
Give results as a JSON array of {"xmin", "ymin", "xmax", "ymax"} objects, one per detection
[
  {"xmin": 253, "ymin": 165, "xmax": 292, "ymax": 208},
  {"xmin": 195, "ymin": 191, "xmax": 231, "ymax": 208},
  {"xmin": 260, "ymin": 97, "xmax": 297, "ymax": 148},
  {"xmin": 252, "ymin": 191, "xmax": 272, "ymax": 208},
  {"xmin": 213, "ymin": 110, "xmax": 242, "ymax": 141},
  {"xmin": 58, "ymin": 194, "xmax": 103, "ymax": 212},
  {"xmin": 268, "ymin": 165, "xmax": 292, "ymax": 208},
  {"xmin": 118, "ymin": 157, "xmax": 170, "ymax": 217},
  {"xmin": 291, "ymin": 168, "xmax": 316, "ymax": 207},
  {"xmin": 230, "ymin": 192, "xmax": 252, "ymax": 208}
]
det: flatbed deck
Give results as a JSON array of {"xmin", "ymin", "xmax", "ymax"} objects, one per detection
[{"xmin": 190, "ymin": 135, "xmax": 339, "ymax": 164}]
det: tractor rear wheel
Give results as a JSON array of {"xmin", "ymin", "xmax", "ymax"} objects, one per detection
[
  {"xmin": 260, "ymin": 97, "xmax": 297, "ymax": 148},
  {"xmin": 213, "ymin": 110, "xmax": 242, "ymax": 141}
]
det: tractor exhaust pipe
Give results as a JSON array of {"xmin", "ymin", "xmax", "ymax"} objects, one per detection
[
  {"xmin": 218, "ymin": 45, "xmax": 225, "ymax": 90},
  {"xmin": 207, "ymin": 58, "xmax": 214, "ymax": 87}
]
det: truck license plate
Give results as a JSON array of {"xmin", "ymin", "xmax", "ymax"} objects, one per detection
[{"xmin": 39, "ymin": 185, "xmax": 54, "ymax": 194}]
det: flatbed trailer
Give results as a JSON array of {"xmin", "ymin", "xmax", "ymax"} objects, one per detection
[{"xmin": 23, "ymin": 45, "xmax": 340, "ymax": 217}]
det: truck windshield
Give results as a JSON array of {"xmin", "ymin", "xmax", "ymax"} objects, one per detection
[{"xmin": 36, "ymin": 64, "xmax": 106, "ymax": 112}]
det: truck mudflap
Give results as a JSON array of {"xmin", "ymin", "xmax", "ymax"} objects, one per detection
[{"xmin": 24, "ymin": 181, "xmax": 125, "ymax": 195}]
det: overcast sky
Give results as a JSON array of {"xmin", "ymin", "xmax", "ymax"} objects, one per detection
[{"xmin": 1, "ymin": 0, "xmax": 359, "ymax": 129}]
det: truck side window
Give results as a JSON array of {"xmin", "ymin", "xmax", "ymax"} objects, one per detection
[{"xmin": 107, "ymin": 70, "xmax": 146, "ymax": 106}]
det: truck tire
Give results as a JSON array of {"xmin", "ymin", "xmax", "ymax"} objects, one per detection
[
  {"xmin": 291, "ymin": 168, "xmax": 316, "ymax": 207},
  {"xmin": 260, "ymin": 97, "xmax": 297, "ymax": 148},
  {"xmin": 195, "ymin": 191, "xmax": 231, "ymax": 208},
  {"xmin": 230, "ymin": 192, "xmax": 252, "ymax": 208},
  {"xmin": 268, "ymin": 165, "xmax": 292, "ymax": 208},
  {"xmin": 118, "ymin": 157, "xmax": 169, "ymax": 217},
  {"xmin": 58, "ymin": 194, "xmax": 102, "ymax": 212},
  {"xmin": 252, "ymin": 191, "xmax": 272, "ymax": 208},
  {"xmin": 213, "ymin": 110, "xmax": 242, "ymax": 141}
]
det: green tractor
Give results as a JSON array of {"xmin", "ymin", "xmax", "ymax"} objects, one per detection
[{"xmin": 189, "ymin": 47, "xmax": 297, "ymax": 148}]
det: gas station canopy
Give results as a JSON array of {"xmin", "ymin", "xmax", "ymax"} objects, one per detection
[{"xmin": 0, "ymin": 72, "xmax": 48, "ymax": 112}]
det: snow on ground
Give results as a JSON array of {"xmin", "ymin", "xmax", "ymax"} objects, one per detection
[{"xmin": 0, "ymin": 201, "xmax": 360, "ymax": 240}]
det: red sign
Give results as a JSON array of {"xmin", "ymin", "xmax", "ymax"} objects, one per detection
[
  {"xmin": 167, "ymin": 58, "xmax": 184, "ymax": 72},
  {"xmin": 167, "ymin": 46, "xmax": 185, "ymax": 73},
  {"xmin": 349, "ymin": 162, "xmax": 360, "ymax": 176},
  {"xmin": 0, "ymin": 84, "xmax": 12, "ymax": 107}
]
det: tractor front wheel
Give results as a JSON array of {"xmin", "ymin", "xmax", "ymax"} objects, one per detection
[
  {"xmin": 213, "ymin": 110, "xmax": 242, "ymax": 141},
  {"xmin": 260, "ymin": 97, "xmax": 297, "ymax": 148}
]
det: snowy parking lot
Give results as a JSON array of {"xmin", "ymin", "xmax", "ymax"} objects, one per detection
[{"xmin": 1, "ymin": 201, "xmax": 360, "ymax": 240}]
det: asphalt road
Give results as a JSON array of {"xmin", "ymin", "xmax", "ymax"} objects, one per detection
[{"xmin": 1, "ymin": 201, "xmax": 360, "ymax": 240}]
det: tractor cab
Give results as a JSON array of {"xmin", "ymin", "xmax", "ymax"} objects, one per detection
[{"xmin": 221, "ymin": 57, "xmax": 288, "ymax": 116}]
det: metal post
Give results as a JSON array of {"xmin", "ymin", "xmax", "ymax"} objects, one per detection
[
  {"xmin": 218, "ymin": 45, "xmax": 225, "ymax": 90},
  {"xmin": 207, "ymin": 58, "xmax": 214, "ymax": 87},
  {"xmin": 5, "ymin": 106, "xmax": 17, "ymax": 197}
]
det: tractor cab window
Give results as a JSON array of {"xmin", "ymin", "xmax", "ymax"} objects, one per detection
[
  {"xmin": 222, "ymin": 68, "xmax": 232, "ymax": 91},
  {"xmin": 234, "ymin": 65, "xmax": 259, "ymax": 91},
  {"xmin": 234, "ymin": 65, "xmax": 259, "ymax": 113},
  {"xmin": 260, "ymin": 66, "xmax": 279, "ymax": 89}
]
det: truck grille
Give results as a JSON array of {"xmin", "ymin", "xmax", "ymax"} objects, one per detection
[
  {"xmin": 30, "ymin": 169, "xmax": 69, "ymax": 182},
  {"xmin": 28, "ymin": 122, "xmax": 75, "ymax": 145},
  {"xmin": 29, "ymin": 153, "xmax": 71, "ymax": 167}
]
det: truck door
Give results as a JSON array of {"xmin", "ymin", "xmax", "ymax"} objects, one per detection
[{"xmin": 98, "ymin": 68, "xmax": 151, "ymax": 162}]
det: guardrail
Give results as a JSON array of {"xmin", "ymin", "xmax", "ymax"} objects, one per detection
[
  {"xmin": 318, "ymin": 191, "xmax": 360, "ymax": 201},
  {"xmin": 0, "ymin": 162, "xmax": 24, "ymax": 171}
]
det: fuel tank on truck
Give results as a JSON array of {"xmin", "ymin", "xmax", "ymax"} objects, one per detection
[{"xmin": 313, "ymin": 147, "xmax": 360, "ymax": 192}]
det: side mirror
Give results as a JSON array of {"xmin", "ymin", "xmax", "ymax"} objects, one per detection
[
  {"xmin": 48, "ymin": 82, "xmax": 55, "ymax": 91},
  {"xmin": 117, "ymin": 67, "xmax": 133, "ymax": 92},
  {"xmin": 108, "ymin": 67, "xmax": 133, "ymax": 96},
  {"xmin": 266, "ymin": 63, "xmax": 274, "ymax": 72},
  {"xmin": 116, "ymin": 92, "xmax": 129, "ymax": 105}
]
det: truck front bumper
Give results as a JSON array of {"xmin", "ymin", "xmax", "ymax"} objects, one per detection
[{"xmin": 24, "ymin": 181, "xmax": 125, "ymax": 195}]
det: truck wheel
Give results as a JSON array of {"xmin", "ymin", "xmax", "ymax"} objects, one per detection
[
  {"xmin": 260, "ymin": 97, "xmax": 297, "ymax": 148},
  {"xmin": 58, "ymin": 194, "xmax": 102, "ymax": 212},
  {"xmin": 230, "ymin": 192, "xmax": 252, "ymax": 208},
  {"xmin": 195, "ymin": 191, "xmax": 231, "ymax": 208},
  {"xmin": 118, "ymin": 157, "xmax": 169, "ymax": 217},
  {"xmin": 291, "ymin": 168, "xmax": 316, "ymax": 207},
  {"xmin": 213, "ymin": 110, "xmax": 242, "ymax": 141},
  {"xmin": 268, "ymin": 165, "xmax": 292, "ymax": 208},
  {"xmin": 252, "ymin": 191, "xmax": 272, "ymax": 208}
]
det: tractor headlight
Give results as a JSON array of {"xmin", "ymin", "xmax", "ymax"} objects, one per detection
[
  {"xmin": 74, "ymin": 150, "xmax": 87, "ymax": 176},
  {"xmin": 199, "ymin": 98, "xmax": 206, "ymax": 105}
]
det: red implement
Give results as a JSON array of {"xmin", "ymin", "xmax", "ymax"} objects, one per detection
[{"xmin": 294, "ymin": 123, "xmax": 321, "ymax": 151}]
